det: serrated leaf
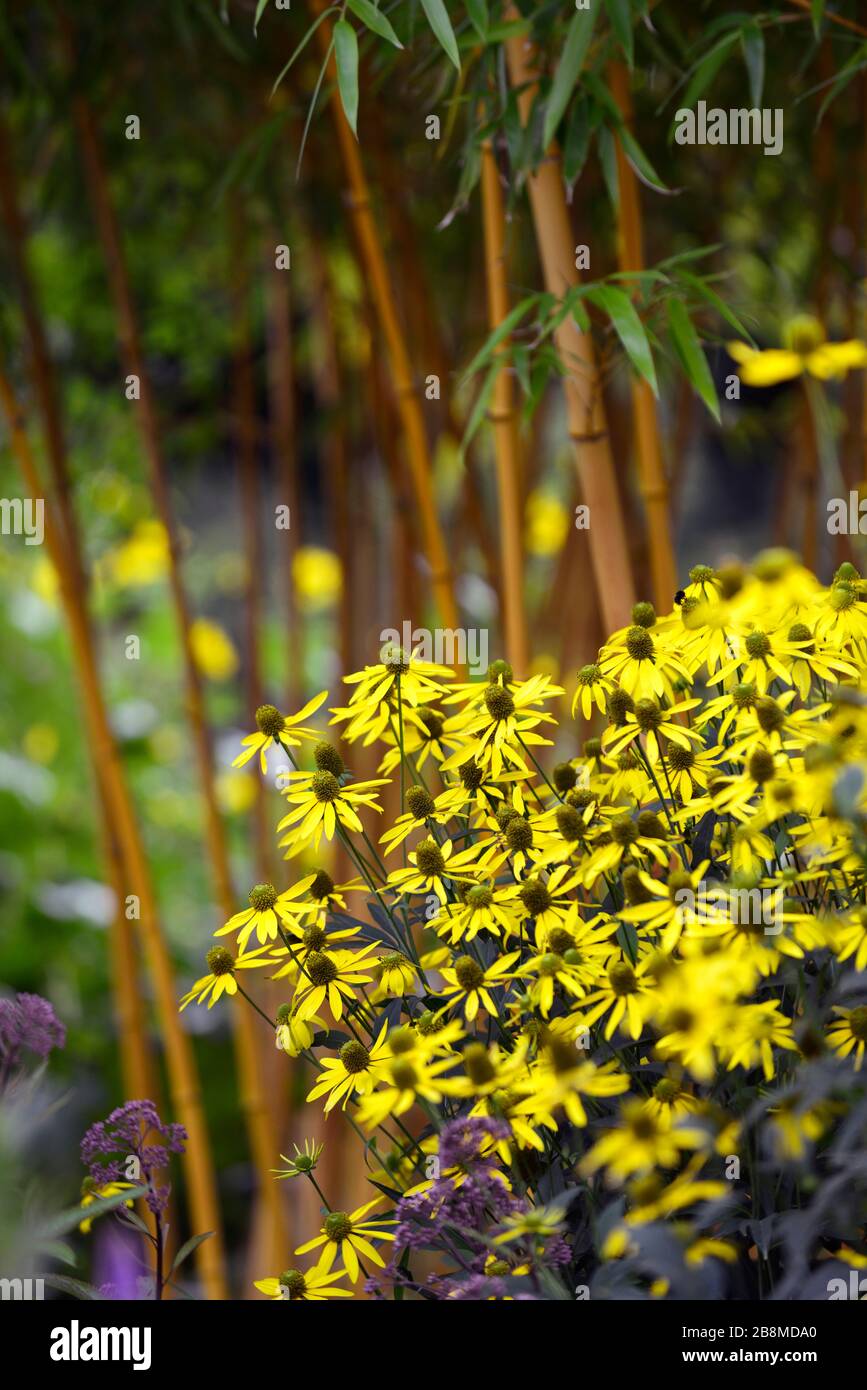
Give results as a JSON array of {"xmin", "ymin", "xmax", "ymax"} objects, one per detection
[
  {"xmin": 347, "ymin": 0, "xmax": 403, "ymax": 48},
  {"xmin": 605, "ymin": 0, "xmax": 634, "ymax": 68},
  {"xmin": 543, "ymin": 8, "xmax": 597, "ymax": 149},
  {"xmin": 170, "ymin": 1230, "xmax": 214, "ymax": 1275},
  {"xmin": 668, "ymin": 298, "xmax": 720, "ymax": 422},
  {"xmin": 741, "ymin": 22, "xmax": 764, "ymax": 108},
  {"xmin": 466, "ymin": 0, "xmax": 488, "ymax": 41},
  {"xmin": 420, "ymin": 0, "xmax": 460, "ymax": 70},
  {"xmin": 587, "ymin": 283, "xmax": 658, "ymax": 394},
  {"xmin": 334, "ymin": 20, "xmax": 360, "ymax": 137}
]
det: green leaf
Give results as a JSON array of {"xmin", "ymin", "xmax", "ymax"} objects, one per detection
[
  {"xmin": 334, "ymin": 20, "xmax": 360, "ymax": 137},
  {"xmin": 40, "ymin": 1275, "xmax": 104, "ymax": 1301},
  {"xmin": 40, "ymin": 1185, "xmax": 149, "ymax": 1239},
  {"xmin": 619, "ymin": 125, "xmax": 670, "ymax": 192},
  {"xmin": 667, "ymin": 298, "xmax": 720, "ymax": 422},
  {"xmin": 465, "ymin": 0, "xmax": 488, "ymax": 41},
  {"xmin": 543, "ymin": 8, "xmax": 597, "ymax": 150},
  {"xmin": 605, "ymin": 0, "xmax": 634, "ymax": 68},
  {"xmin": 676, "ymin": 268, "xmax": 755, "ymax": 344},
  {"xmin": 811, "ymin": 0, "xmax": 826, "ymax": 37},
  {"xmin": 586, "ymin": 283, "xmax": 658, "ymax": 394},
  {"xmin": 461, "ymin": 363, "xmax": 498, "ymax": 454},
  {"xmin": 681, "ymin": 33, "xmax": 739, "ymax": 111},
  {"xmin": 420, "ymin": 0, "xmax": 460, "ymax": 70},
  {"xmin": 461, "ymin": 294, "xmax": 538, "ymax": 381},
  {"xmin": 597, "ymin": 125, "xmax": 619, "ymax": 212},
  {"xmin": 563, "ymin": 96, "xmax": 592, "ymax": 186},
  {"xmin": 347, "ymin": 0, "xmax": 403, "ymax": 48},
  {"xmin": 170, "ymin": 1230, "xmax": 214, "ymax": 1276},
  {"xmin": 741, "ymin": 22, "xmax": 764, "ymax": 108},
  {"xmin": 253, "ymin": 0, "xmax": 269, "ymax": 35},
  {"xmin": 271, "ymin": 8, "xmax": 336, "ymax": 97}
]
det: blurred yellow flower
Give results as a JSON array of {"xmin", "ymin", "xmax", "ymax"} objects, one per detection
[
  {"xmin": 103, "ymin": 519, "xmax": 170, "ymax": 587},
  {"xmin": 216, "ymin": 769, "xmax": 258, "ymax": 816},
  {"xmin": 728, "ymin": 315, "xmax": 867, "ymax": 387},
  {"xmin": 23, "ymin": 723, "xmax": 59, "ymax": 765},
  {"xmin": 525, "ymin": 490, "xmax": 569, "ymax": 557},
  {"xmin": 293, "ymin": 546, "xmax": 342, "ymax": 611},
  {"xmin": 190, "ymin": 618, "xmax": 238, "ymax": 681},
  {"xmin": 32, "ymin": 556, "xmax": 59, "ymax": 604}
]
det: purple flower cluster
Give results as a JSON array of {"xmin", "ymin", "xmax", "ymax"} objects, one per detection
[
  {"xmin": 81, "ymin": 1099, "xmax": 187, "ymax": 1215},
  {"xmin": 392, "ymin": 1115, "xmax": 520, "ymax": 1256},
  {"xmin": 0, "ymin": 991, "xmax": 66, "ymax": 1072}
]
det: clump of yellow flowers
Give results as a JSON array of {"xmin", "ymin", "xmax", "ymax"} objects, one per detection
[{"xmin": 183, "ymin": 550, "xmax": 867, "ymax": 1301}]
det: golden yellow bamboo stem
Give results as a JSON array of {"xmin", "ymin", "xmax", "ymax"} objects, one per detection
[
  {"xmin": 480, "ymin": 136, "xmax": 529, "ymax": 673},
  {"xmin": 0, "ymin": 367, "xmax": 228, "ymax": 1298},
  {"xmin": 504, "ymin": 17, "xmax": 636, "ymax": 634},
  {"xmin": 69, "ymin": 92, "xmax": 288, "ymax": 1275},
  {"xmin": 310, "ymin": 1, "xmax": 459, "ymax": 632},
  {"xmin": 265, "ymin": 237, "xmax": 304, "ymax": 711},
  {"xmin": 0, "ymin": 113, "xmax": 160, "ymax": 1112},
  {"xmin": 608, "ymin": 62, "xmax": 677, "ymax": 610}
]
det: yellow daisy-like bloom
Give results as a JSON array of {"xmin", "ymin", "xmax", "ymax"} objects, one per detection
[
  {"xmin": 572, "ymin": 662, "xmax": 614, "ymax": 720},
  {"xmin": 386, "ymin": 835, "xmax": 477, "ymax": 901},
  {"xmin": 727, "ymin": 315, "xmax": 867, "ymax": 386},
  {"xmin": 178, "ymin": 945, "xmax": 273, "ymax": 1010},
  {"xmin": 232, "ymin": 691, "xmax": 328, "ymax": 774},
  {"xmin": 277, "ymin": 765, "xmax": 389, "ymax": 856},
  {"xmin": 254, "ymin": 1264, "xmax": 354, "ymax": 1300},
  {"xmin": 275, "ymin": 1005, "xmax": 323, "ymax": 1057},
  {"xmin": 329, "ymin": 648, "xmax": 453, "ymax": 744},
  {"xmin": 290, "ymin": 944, "xmax": 380, "ymax": 1023},
  {"xmin": 295, "ymin": 1198, "xmax": 395, "ymax": 1283},
  {"xmin": 580, "ymin": 1098, "xmax": 701, "ymax": 1182},
  {"xmin": 213, "ymin": 876, "xmax": 315, "ymax": 952},
  {"xmin": 436, "ymin": 950, "xmax": 519, "ymax": 1022},
  {"xmin": 306, "ymin": 1022, "xmax": 392, "ymax": 1113},
  {"xmin": 827, "ymin": 1005, "xmax": 867, "ymax": 1070}
]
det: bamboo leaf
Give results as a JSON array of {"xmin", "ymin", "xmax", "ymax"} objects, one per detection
[
  {"xmin": 605, "ymin": 0, "xmax": 634, "ymax": 69},
  {"xmin": 586, "ymin": 283, "xmax": 658, "ymax": 394},
  {"xmin": 741, "ymin": 22, "xmax": 764, "ymax": 108},
  {"xmin": 543, "ymin": 8, "xmax": 597, "ymax": 150},
  {"xmin": 667, "ymin": 297, "xmax": 720, "ymax": 422},
  {"xmin": 271, "ymin": 8, "xmax": 337, "ymax": 97},
  {"xmin": 681, "ymin": 33, "xmax": 739, "ymax": 110},
  {"xmin": 461, "ymin": 294, "xmax": 538, "ymax": 381},
  {"xmin": 334, "ymin": 20, "xmax": 360, "ymax": 137},
  {"xmin": 466, "ymin": 0, "xmax": 488, "ymax": 41},
  {"xmin": 618, "ymin": 125, "xmax": 670, "ymax": 192},
  {"xmin": 563, "ymin": 96, "xmax": 592, "ymax": 186},
  {"xmin": 597, "ymin": 125, "xmax": 619, "ymax": 211},
  {"xmin": 347, "ymin": 0, "xmax": 403, "ymax": 48},
  {"xmin": 420, "ymin": 0, "xmax": 460, "ymax": 70},
  {"xmin": 811, "ymin": 0, "xmax": 825, "ymax": 37},
  {"xmin": 461, "ymin": 362, "xmax": 498, "ymax": 454},
  {"xmin": 676, "ymin": 268, "xmax": 755, "ymax": 344},
  {"xmin": 170, "ymin": 1230, "xmax": 214, "ymax": 1276},
  {"xmin": 254, "ymin": 0, "xmax": 269, "ymax": 35}
]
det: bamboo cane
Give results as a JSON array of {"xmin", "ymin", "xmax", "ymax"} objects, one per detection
[
  {"xmin": 480, "ymin": 135, "xmax": 529, "ymax": 673},
  {"xmin": 0, "ymin": 112, "xmax": 160, "ymax": 1107},
  {"xmin": 504, "ymin": 15, "xmax": 635, "ymax": 634},
  {"xmin": 69, "ymin": 92, "xmax": 288, "ymax": 1274},
  {"xmin": 309, "ymin": 1, "xmax": 459, "ymax": 632},
  {"xmin": 608, "ymin": 62, "xmax": 677, "ymax": 609},
  {"xmin": 265, "ymin": 234, "xmax": 304, "ymax": 712},
  {"xmin": 0, "ymin": 367, "xmax": 228, "ymax": 1298}
]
